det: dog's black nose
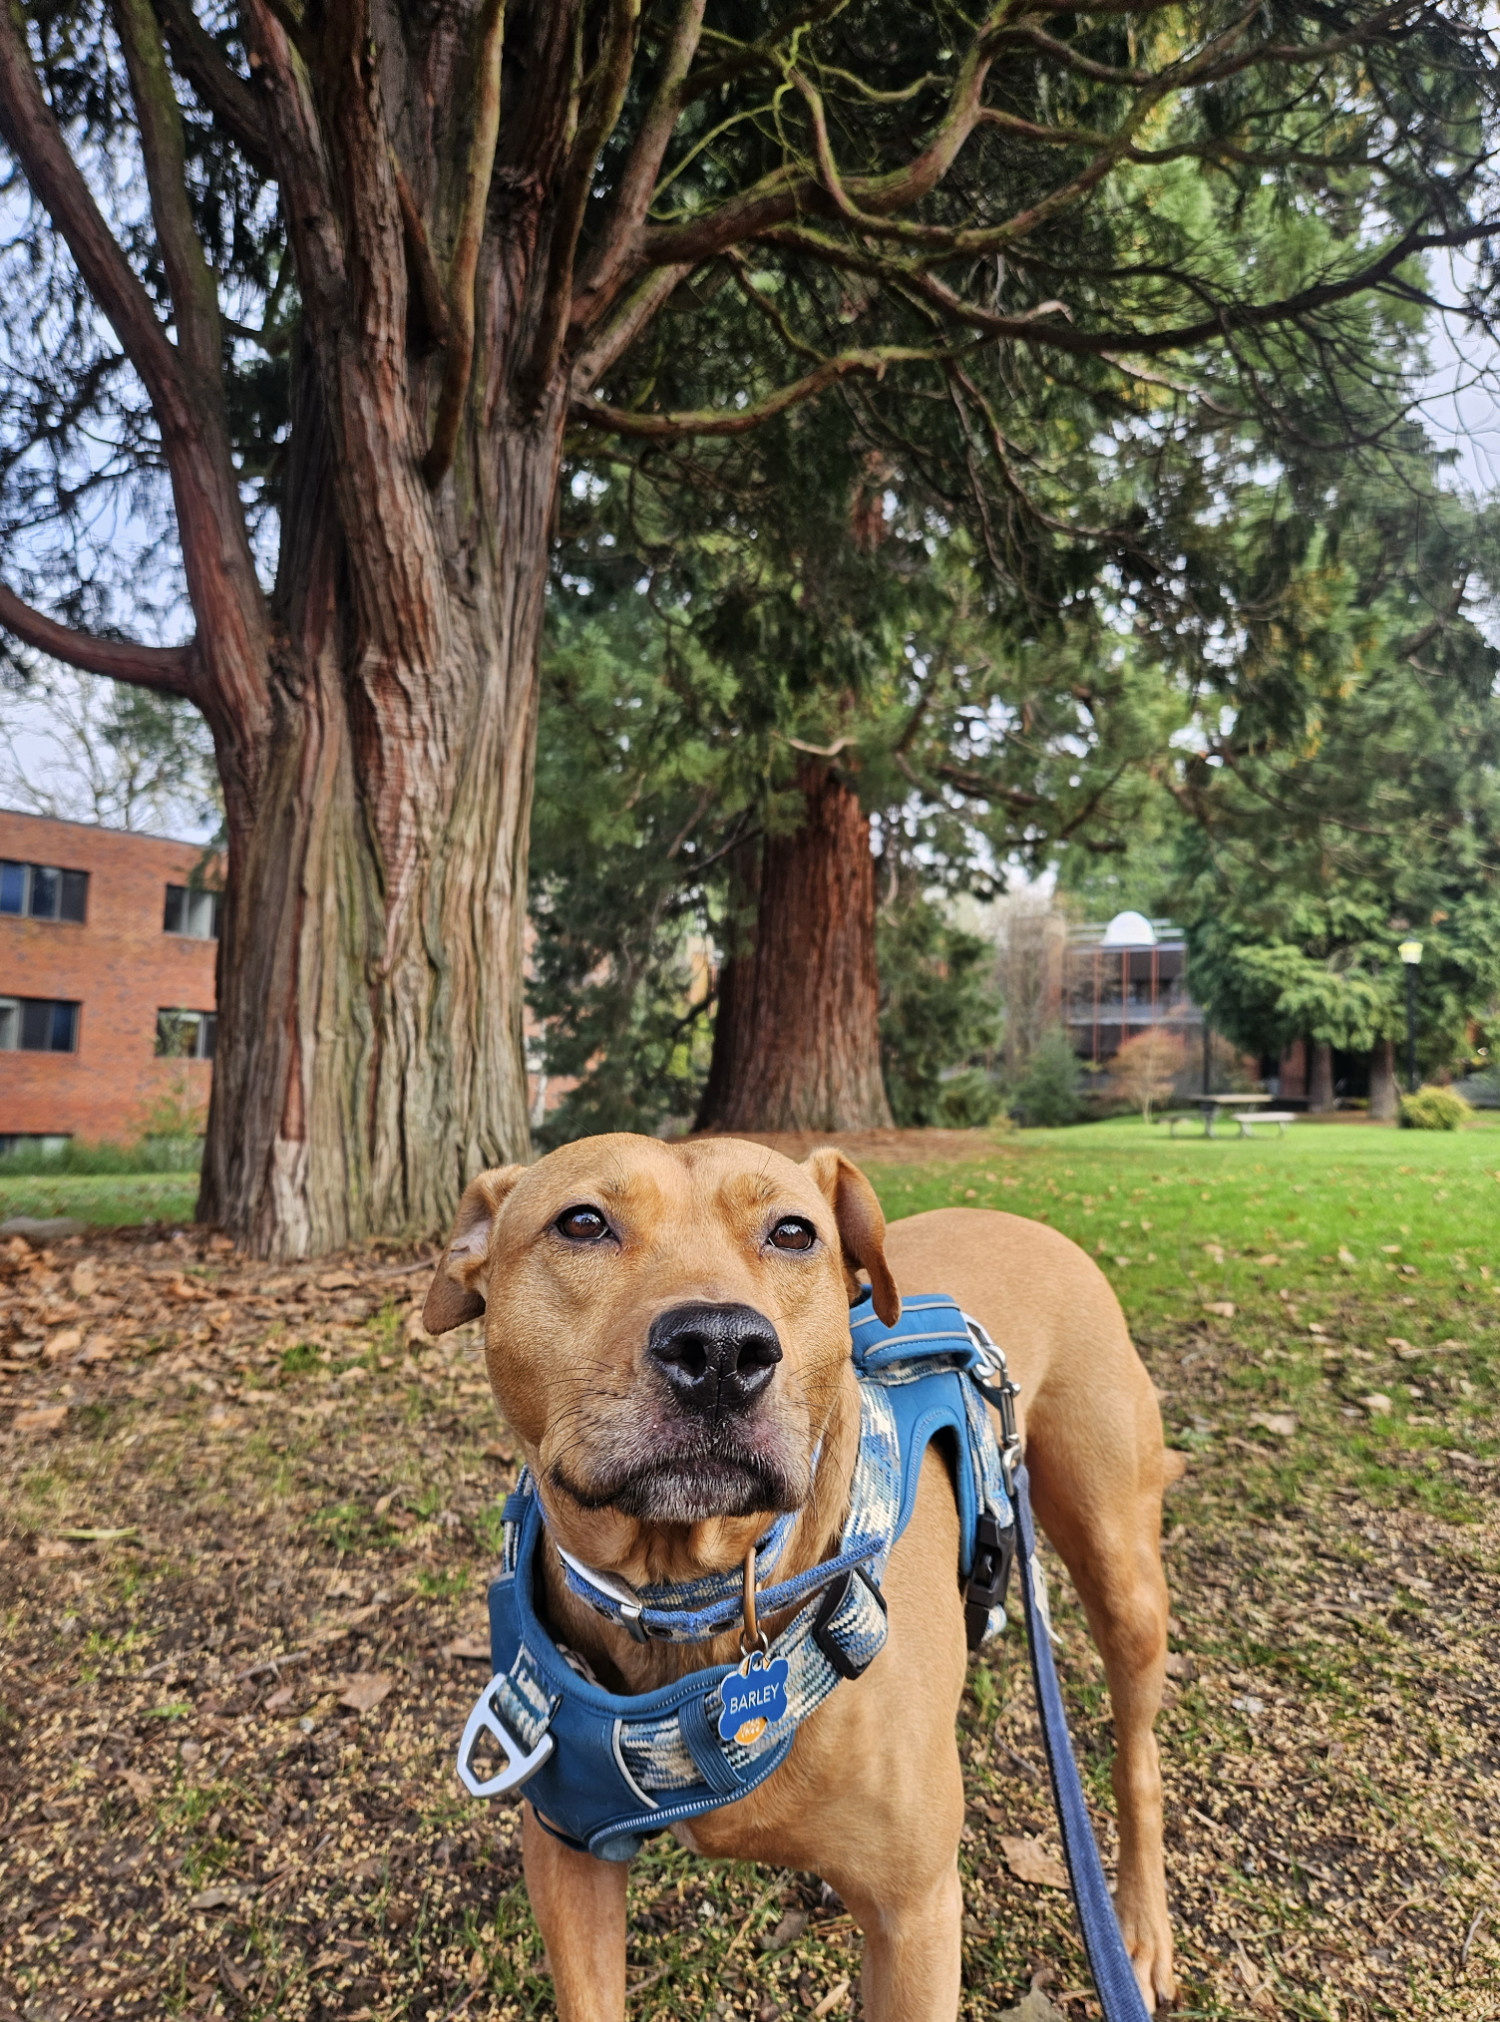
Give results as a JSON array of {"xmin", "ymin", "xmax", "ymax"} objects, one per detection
[{"xmin": 647, "ymin": 1302, "xmax": 783, "ymax": 1416}]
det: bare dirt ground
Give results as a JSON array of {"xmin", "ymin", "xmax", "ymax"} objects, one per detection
[{"xmin": 1, "ymin": 1209, "xmax": 1496, "ymax": 2021}]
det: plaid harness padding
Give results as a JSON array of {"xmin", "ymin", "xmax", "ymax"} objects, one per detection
[{"xmin": 460, "ymin": 1294, "xmax": 1014, "ymax": 1862}]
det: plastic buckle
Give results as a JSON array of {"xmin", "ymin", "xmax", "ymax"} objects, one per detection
[
  {"xmin": 964, "ymin": 1511, "xmax": 1016, "ymax": 1651},
  {"xmin": 456, "ymin": 1678, "xmax": 555, "ymax": 1798}
]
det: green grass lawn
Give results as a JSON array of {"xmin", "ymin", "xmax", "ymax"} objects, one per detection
[
  {"xmin": 0, "ymin": 1170, "xmax": 200, "ymax": 1227},
  {"xmin": 876, "ymin": 1113, "xmax": 1500, "ymax": 1322}
]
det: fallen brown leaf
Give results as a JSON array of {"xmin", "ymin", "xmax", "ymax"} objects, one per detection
[
  {"xmin": 1000, "ymin": 1836, "xmax": 1069, "ymax": 1890},
  {"xmin": 13, "ymin": 1404, "xmax": 67, "ymax": 1435},
  {"xmin": 187, "ymin": 1884, "xmax": 250, "ymax": 1910},
  {"xmin": 1248, "ymin": 1411, "xmax": 1298, "ymax": 1438},
  {"xmin": 338, "ymin": 1672, "xmax": 394, "ymax": 1713}
]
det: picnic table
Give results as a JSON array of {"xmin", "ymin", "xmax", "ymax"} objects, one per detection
[{"xmin": 1160, "ymin": 1093, "xmax": 1298, "ymax": 1138}]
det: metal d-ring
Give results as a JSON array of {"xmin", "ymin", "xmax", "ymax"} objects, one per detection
[{"xmin": 456, "ymin": 1677, "xmax": 555, "ymax": 1799}]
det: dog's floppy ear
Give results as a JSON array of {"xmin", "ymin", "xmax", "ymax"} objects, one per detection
[
  {"xmin": 801, "ymin": 1147, "xmax": 900, "ymax": 1326},
  {"xmin": 423, "ymin": 1166, "xmax": 525, "ymax": 1334}
]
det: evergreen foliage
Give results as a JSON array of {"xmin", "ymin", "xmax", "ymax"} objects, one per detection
[
  {"xmin": 1173, "ymin": 482, "xmax": 1500, "ymax": 1079},
  {"xmin": 1008, "ymin": 1028, "xmax": 1084, "ymax": 1128},
  {"xmin": 876, "ymin": 895, "xmax": 1003, "ymax": 1129}
]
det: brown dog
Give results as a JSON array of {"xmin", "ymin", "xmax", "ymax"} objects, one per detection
[{"xmin": 424, "ymin": 1133, "xmax": 1175, "ymax": 2018}]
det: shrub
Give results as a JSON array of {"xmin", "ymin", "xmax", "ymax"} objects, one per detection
[
  {"xmin": 934, "ymin": 1068, "xmax": 1008, "ymax": 1130},
  {"xmin": 0, "ymin": 1136, "xmax": 203, "ymax": 1175},
  {"xmin": 1108, "ymin": 1030, "xmax": 1189, "ymax": 1120},
  {"xmin": 1009, "ymin": 1028, "xmax": 1082, "ymax": 1128},
  {"xmin": 1398, "ymin": 1084, "xmax": 1472, "ymax": 1131}
]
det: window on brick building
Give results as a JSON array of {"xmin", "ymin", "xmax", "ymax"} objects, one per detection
[
  {"xmin": 163, "ymin": 884, "xmax": 220, "ymax": 938},
  {"xmin": 156, "ymin": 1009, "xmax": 217, "ymax": 1060},
  {"xmin": 0, "ymin": 861, "xmax": 88, "ymax": 923},
  {"xmin": 0, "ymin": 997, "xmax": 80, "ymax": 1051}
]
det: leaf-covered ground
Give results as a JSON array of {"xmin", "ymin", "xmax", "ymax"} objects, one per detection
[{"xmin": 1, "ymin": 1120, "xmax": 1497, "ymax": 2021}]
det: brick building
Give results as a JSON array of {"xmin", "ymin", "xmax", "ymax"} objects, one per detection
[{"xmin": 0, "ymin": 810, "xmax": 219, "ymax": 1149}]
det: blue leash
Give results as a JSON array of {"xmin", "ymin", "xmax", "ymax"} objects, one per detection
[{"xmin": 1012, "ymin": 1459, "xmax": 1152, "ymax": 2022}]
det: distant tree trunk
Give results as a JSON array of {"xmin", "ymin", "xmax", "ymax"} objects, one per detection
[
  {"xmin": 694, "ymin": 839, "xmax": 761, "ymax": 1133},
  {"xmin": 697, "ymin": 764, "xmax": 893, "ymax": 1133},
  {"xmin": 1307, "ymin": 1040, "xmax": 1336, "ymax": 1112},
  {"xmin": 1369, "ymin": 1038, "xmax": 1398, "ymax": 1121}
]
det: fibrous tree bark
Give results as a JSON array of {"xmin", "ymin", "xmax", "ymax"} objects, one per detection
[
  {"xmin": 1369, "ymin": 1038, "xmax": 1398, "ymax": 1121},
  {"xmin": 697, "ymin": 765, "xmax": 892, "ymax": 1133},
  {"xmin": 3, "ymin": 0, "xmax": 1497, "ymax": 1251},
  {"xmin": 1307, "ymin": 1040, "xmax": 1336, "ymax": 1113}
]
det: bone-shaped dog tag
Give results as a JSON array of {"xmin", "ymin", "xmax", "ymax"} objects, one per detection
[{"xmin": 717, "ymin": 1650, "xmax": 789, "ymax": 1747}]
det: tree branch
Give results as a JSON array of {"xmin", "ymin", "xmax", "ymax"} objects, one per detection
[
  {"xmin": 570, "ymin": 260, "xmax": 693, "ymax": 389},
  {"xmin": 760, "ymin": 217, "xmax": 1494, "ymax": 363},
  {"xmin": 244, "ymin": 0, "xmax": 345, "ymax": 324},
  {"xmin": 0, "ymin": 582, "xmax": 199, "ymax": 698},
  {"xmin": 148, "ymin": 0, "xmax": 272, "ymax": 174},
  {"xmin": 570, "ymin": 343, "xmax": 952, "ymax": 438},
  {"xmin": 571, "ymin": 0, "xmax": 706, "ymax": 336},
  {"xmin": 422, "ymin": 0, "xmax": 505, "ymax": 487},
  {"xmin": 0, "ymin": 2, "xmax": 193, "ymax": 432},
  {"xmin": 114, "ymin": 0, "xmax": 224, "ymax": 388},
  {"xmin": 522, "ymin": 0, "xmax": 641, "ymax": 404}
]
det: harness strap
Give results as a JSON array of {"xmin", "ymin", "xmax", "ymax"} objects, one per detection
[{"xmin": 1012, "ymin": 1460, "xmax": 1152, "ymax": 2022}]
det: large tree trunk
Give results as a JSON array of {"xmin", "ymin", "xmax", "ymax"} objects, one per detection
[
  {"xmin": 187, "ymin": 2, "xmax": 582, "ymax": 1254},
  {"xmin": 1307, "ymin": 1039, "xmax": 1336, "ymax": 1113},
  {"xmin": 197, "ymin": 375, "xmax": 556, "ymax": 1253},
  {"xmin": 1369, "ymin": 1037, "xmax": 1398, "ymax": 1121},
  {"xmin": 698, "ymin": 764, "xmax": 893, "ymax": 1134}
]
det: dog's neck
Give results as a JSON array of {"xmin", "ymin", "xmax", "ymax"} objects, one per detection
[{"xmin": 533, "ymin": 1365, "xmax": 864, "ymax": 1695}]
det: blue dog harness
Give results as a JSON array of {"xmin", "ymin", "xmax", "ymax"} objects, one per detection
[
  {"xmin": 456, "ymin": 1290, "xmax": 1152, "ymax": 2022},
  {"xmin": 457, "ymin": 1294, "xmax": 1014, "ymax": 1862}
]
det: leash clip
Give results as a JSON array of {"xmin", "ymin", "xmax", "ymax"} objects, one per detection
[
  {"xmin": 457, "ymin": 1678, "xmax": 555, "ymax": 1799},
  {"xmin": 966, "ymin": 1315, "xmax": 1023, "ymax": 1494}
]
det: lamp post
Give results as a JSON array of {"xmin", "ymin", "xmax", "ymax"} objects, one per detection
[{"xmin": 1398, "ymin": 940, "xmax": 1423, "ymax": 1093}]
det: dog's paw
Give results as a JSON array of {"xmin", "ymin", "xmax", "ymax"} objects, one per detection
[{"xmin": 1118, "ymin": 1900, "xmax": 1176, "ymax": 2010}]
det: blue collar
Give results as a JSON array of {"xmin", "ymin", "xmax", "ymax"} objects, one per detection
[{"xmin": 543, "ymin": 1438, "xmax": 880, "ymax": 1644}]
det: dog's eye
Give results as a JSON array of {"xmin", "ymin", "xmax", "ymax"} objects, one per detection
[
  {"xmin": 768, "ymin": 1218, "xmax": 816, "ymax": 1252},
  {"xmin": 555, "ymin": 1205, "xmax": 611, "ymax": 1243}
]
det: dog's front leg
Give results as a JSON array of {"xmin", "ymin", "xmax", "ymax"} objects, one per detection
[
  {"xmin": 521, "ymin": 1803, "xmax": 627, "ymax": 2021},
  {"xmin": 836, "ymin": 1859, "xmax": 963, "ymax": 2022}
]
